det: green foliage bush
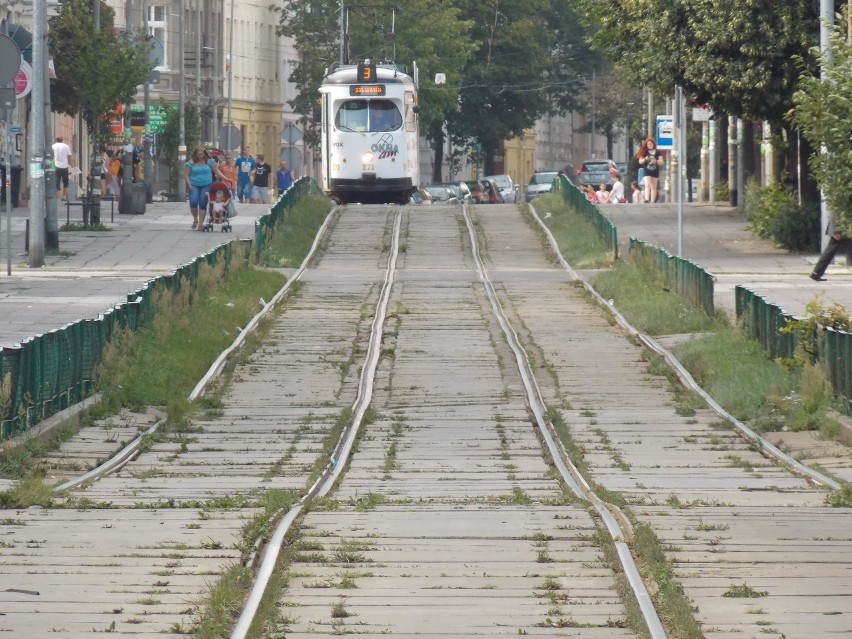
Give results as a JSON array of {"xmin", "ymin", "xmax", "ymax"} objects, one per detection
[{"xmin": 743, "ymin": 178, "xmax": 819, "ymax": 251}]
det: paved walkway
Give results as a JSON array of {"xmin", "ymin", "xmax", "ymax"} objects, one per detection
[
  {"xmin": 599, "ymin": 201, "xmax": 852, "ymax": 319},
  {"xmin": 0, "ymin": 198, "xmax": 269, "ymax": 348},
  {"xmin": 0, "ymin": 198, "xmax": 848, "ymax": 349}
]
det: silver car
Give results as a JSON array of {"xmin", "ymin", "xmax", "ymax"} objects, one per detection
[
  {"xmin": 525, "ymin": 171, "xmax": 559, "ymax": 202},
  {"xmin": 484, "ymin": 174, "xmax": 519, "ymax": 203}
]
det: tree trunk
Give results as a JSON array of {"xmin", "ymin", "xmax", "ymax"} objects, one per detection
[
  {"xmin": 430, "ymin": 120, "xmax": 444, "ymax": 184},
  {"xmin": 799, "ymin": 134, "xmax": 820, "ymax": 205},
  {"xmin": 718, "ymin": 115, "xmax": 728, "ymax": 189},
  {"xmin": 741, "ymin": 120, "xmax": 757, "ymax": 186}
]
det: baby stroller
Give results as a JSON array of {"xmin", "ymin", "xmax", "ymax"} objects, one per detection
[{"xmin": 203, "ymin": 182, "xmax": 235, "ymax": 233}]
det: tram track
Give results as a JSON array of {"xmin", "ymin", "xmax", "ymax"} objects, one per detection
[{"xmin": 1, "ymin": 202, "xmax": 850, "ymax": 637}]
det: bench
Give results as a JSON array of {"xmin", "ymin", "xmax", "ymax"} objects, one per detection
[{"xmin": 65, "ymin": 195, "xmax": 116, "ymax": 226}]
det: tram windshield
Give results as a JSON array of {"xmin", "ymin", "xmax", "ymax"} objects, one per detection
[{"xmin": 336, "ymin": 100, "xmax": 402, "ymax": 132}]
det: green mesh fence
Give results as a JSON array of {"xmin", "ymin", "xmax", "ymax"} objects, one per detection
[
  {"xmin": 0, "ymin": 239, "xmax": 251, "ymax": 439},
  {"xmin": 629, "ymin": 238, "xmax": 715, "ymax": 316},
  {"xmin": 552, "ymin": 175, "xmax": 618, "ymax": 259},
  {"xmin": 254, "ymin": 177, "xmax": 322, "ymax": 260},
  {"xmin": 735, "ymin": 286, "xmax": 798, "ymax": 361}
]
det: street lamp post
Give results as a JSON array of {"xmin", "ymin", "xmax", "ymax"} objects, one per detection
[{"xmin": 28, "ymin": 0, "xmax": 46, "ymax": 267}]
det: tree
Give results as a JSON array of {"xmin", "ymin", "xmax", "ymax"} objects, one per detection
[
  {"xmin": 450, "ymin": 0, "xmax": 593, "ymax": 173},
  {"xmin": 276, "ymin": 1, "xmax": 475, "ymax": 182},
  {"xmin": 157, "ymin": 101, "xmax": 202, "ymax": 192},
  {"xmin": 49, "ymin": 0, "xmax": 150, "ymax": 194},
  {"xmin": 791, "ymin": 13, "xmax": 852, "ymax": 232},
  {"xmin": 573, "ymin": 0, "xmax": 843, "ymax": 194}
]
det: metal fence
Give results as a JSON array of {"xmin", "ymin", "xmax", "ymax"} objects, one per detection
[
  {"xmin": 0, "ymin": 240, "xmax": 251, "ymax": 439},
  {"xmin": 734, "ymin": 286, "xmax": 798, "ymax": 361},
  {"xmin": 553, "ymin": 175, "xmax": 619, "ymax": 259},
  {"xmin": 254, "ymin": 177, "xmax": 321, "ymax": 260},
  {"xmin": 629, "ymin": 238, "xmax": 715, "ymax": 316}
]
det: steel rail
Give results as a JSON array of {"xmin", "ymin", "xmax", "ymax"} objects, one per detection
[
  {"xmin": 530, "ymin": 208, "xmax": 841, "ymax": 491},
  {"xmin": 463, "ymin": 205, "xmax": 668, "ymax": 639},
  {"xmin": 230, "ymin": 207, "xmax": 403, "ymax": 639},
  {"xmin": 50, "ymin": 208, "xmax": 340, "ymax": 496}
]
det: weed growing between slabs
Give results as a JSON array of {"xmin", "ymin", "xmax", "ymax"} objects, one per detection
[{"xmin": 535, "ymin": 191, "xmax": 838, "ymax": 438}]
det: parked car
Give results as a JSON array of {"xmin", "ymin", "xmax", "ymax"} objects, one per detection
[
  {"xmin": 525, "ymin": 170, "xmax": 560, "ymax": 202},
  {"xmin": 480, "ymin": 178, "xmax": 504, "ymax": 204},
  {"xmin": 575, "ymin": 159, "xmax": 618, "ymax": 189},
  {"xmin": 484, "ymin": 174, "xmax": 519, "ymax": 203},
  {"xmin": 440, "ymin": 182, "xmax": 470, "ymax": 202},
  {"xmin": 464, "ymin": 180, "xmax": 490, "ymax": 204},
  {"xmin": 422, "ymin": 184, "xmax": 457, "ymax": 203},
  {"xmin": 410, "ymin": 188, "xmax": 433, "ymax": 205}
]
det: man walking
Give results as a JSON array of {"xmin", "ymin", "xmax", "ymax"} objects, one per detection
[
  {"xmin": 52, "ymin": 136, "xmax": 74, "ymax": 200},
  {"xmin": 276, "ymin": 160, "xmax": 293, "ymax": 195},
  {"xmin": 235, "ymin": 146, "xmax": 256, "ymax": 203},
  {"xmin": 811, "ymin": 221, "xmax": 852, "ymax": 281},
  {"xmin": 251, "ymin": 154, "xmax": 272, "ymax": 204}
]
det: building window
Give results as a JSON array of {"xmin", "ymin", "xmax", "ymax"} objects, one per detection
[{"xmin": 147, "ymin": 5, "xmax": 168, "ymax": 70}]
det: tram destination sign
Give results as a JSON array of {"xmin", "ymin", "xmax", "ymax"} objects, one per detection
[{"xmin": 350, "ymin": 84, "xmax": 386, "ymax": 96}]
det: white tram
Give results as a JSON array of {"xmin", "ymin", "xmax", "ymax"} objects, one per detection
[{"xmin": 319, "ymin": 60, "xmax": 419, "ymax": 204}]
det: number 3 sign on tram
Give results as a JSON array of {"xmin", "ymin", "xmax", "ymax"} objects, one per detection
[{"xmin": 357, "ymin": 62, "xmax": 376, "ymax": 83}]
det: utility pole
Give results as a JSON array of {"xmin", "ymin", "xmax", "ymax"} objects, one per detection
[
  {"xmin": 177, "ymin": 0, "xmax": 186, "ymax": 202},
  {"xmin": 195, "ymin": 0, "xmax": 200, "ymax": 116},
  {"xmin": 43, "ymin": 21, "xmax": 56, "ymax": 250},
  {"xmin": 28, "ymin": 0, "xmax": 46, "ymax": 267},
  {"xmin": 709, "ymin": 118, "xmax": 717, "ymax": 204},
  {"xmin": 728, "ymin": 115, "xmax": 737, "ymax": 207},
  {"xmin": 1, "ymin": 29, "xmax": 18, "ymax": 276},
  {"xmin": 226, "ymin": 0, "xmax": 234, "ymax": 151},
  {"xmin": 819, "ymin": 0, "xmax": 833, "ymax": 250},
  {"xmin": 142, "ymin": 0, "xmax": 153, "ymax": 203}
]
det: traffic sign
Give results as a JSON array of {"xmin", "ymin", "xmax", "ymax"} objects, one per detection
[
  {"xmin": 129, "ymin": 103, "xmax": 171, "ymax": 134},
  {"xmin": 15, "ymin": 60, "xmax": 32, "ymax": 99},
  {"xmin": 0, "ymin": 35, "xmax": 20, "ymax": 85},
  {"xmin": 656, "ymin": 115, "xmax": 674, "ymax": 150}
]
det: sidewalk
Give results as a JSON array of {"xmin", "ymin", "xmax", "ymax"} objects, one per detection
[
  {"xmin": 598, "ymin": 201, "xmax": 852, "ymax": 320},
  {"xmin": 0, "ymin": 198, "xmax": 269, "ymax": 348}
]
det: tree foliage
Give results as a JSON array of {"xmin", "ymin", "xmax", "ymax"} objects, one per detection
[
  {"xmin": 49, "ymin": 0, "xmax": 151, "ymax": 134},
  {"xmin": 791, "ymin": 13, "xmax": 852, "ymax": 233},
  {"xmin": 574, "ymin": 0, "xmax": 841, "ymax": 127},
  {"xmin": 276, "ymin": 0, "xmax": 593, "ymax": 171},
  {"xmin": 157, "ymin": 101, "xmax": 202, "ymax": 191}
]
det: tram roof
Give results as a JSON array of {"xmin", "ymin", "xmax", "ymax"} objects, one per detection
[{"xmin": 323, "ymin": 62, "xmax": 413, "ymax": 85}]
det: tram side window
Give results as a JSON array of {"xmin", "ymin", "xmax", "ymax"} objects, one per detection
[{"xmin": 335, "ymin": 100, "xmax": 402, "ymax": 133}]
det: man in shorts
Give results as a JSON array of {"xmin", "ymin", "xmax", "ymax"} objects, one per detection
[
  {"xmin": 52, "ymin": 137, "xmax": 74, "ymax": 200},
  {"xmin": 251, "ymin": 154, "xmax": 272, "ymax": 204}
]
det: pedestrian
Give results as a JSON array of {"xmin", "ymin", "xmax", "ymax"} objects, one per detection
[
  {"xmin": 630, "ymin": 181, "xmax": 642, "ymax": 204},
  {"xmin": 52, "ymin": 136, "xmax": 73, "ymax": 200},
  {"xmin": 636, "ymin": 137, "xmax": 663, "ymax": 203},
  {"xmin": 595, "ymin": 183, "xmax": 610, "ymax": 204},
  {"xmin": 184, "ymin": 147, "xmax": 216, "ymax": 231},
  {"xmin": 581, "ymin": 184, "xmax": 597, "ymax": 203},
  {"xmin": 251, "ymin": 154, "xmax": 272, "ymax": 204},
  {"xmin": 99, "ymin": 149, "xmax": 111, "ymax": 197},
  {"xmin": 276, "ymin": 160, "xmax": 294, "ymax": 194},
  {"xmin": 610, "ymin": 173, "xmax": 626, "ymax": 204},
  {"xmin": 811, "ymin": 221, "xmax": 852, "ymax": 281},
  {"xmin": 235, "ymin": 146, "xmax": 256, "ymax": 203},
  {"xmin": 218, "ymin": 152, "xmax": 237, "ymax": 192}
]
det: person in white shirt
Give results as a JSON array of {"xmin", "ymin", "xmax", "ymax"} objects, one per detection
[
  {"xmin": 610, "ymin": 173, "xmax": 625, "ymax": 203},
  {"xmin": 52, "ymin": 137, "xmax": 74, "ymax": 200}
]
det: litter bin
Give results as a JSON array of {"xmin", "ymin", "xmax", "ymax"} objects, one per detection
[
  {"xmin": 122, "ymin": 182, "xmax": 147, "ymax": 215},
  {"xmin": 0, "ymin": 164, "xmax": 22, "ymax": 207}
]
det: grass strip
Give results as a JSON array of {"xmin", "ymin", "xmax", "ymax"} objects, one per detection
[
  {"xmin": 258, "ymin": 194, "xmax": 333, "ymax": 268},
  {"xmin": 531, "ymin": 194, "xmax": 613, "ymax": 269}
]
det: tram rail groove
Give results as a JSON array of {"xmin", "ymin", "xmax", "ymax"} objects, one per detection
[
  {"xmin": 229, "ymin": 207, "xmax": 403, "ymax": 639},
  {"xmin": 42, "ymin": 208, "xmax": 339, "ymax": 498},
  {"xmin": 530, "ymin": 206, "xmax": 841, "ymax": 491},
  {"xmin": 464, "ymin": 204, "xmax": 667, "ymax": 639}
]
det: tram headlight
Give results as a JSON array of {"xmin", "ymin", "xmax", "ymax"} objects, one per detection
[{"xmin": 361, "ymin": 151, "xmax": 374, "ymax": 164}]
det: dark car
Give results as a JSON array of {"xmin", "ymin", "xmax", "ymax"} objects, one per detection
[
  {"xmin": 440, "ymin": 182, "xmax": 470, "ymax": 202},
  {"xmin": 525, "ymin": 170, "xmax": 560, "ymax": 202},
  {"xmin": 464, "ymin": 180, "xmax": 490, "ymax": 204},
  {"xmin": 422, "ymin": 184, "xmax": 457, "ymax": 203},
  {"xmin": 576, "ymin": 159, "xmax": 618, "ymax": 189}
]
